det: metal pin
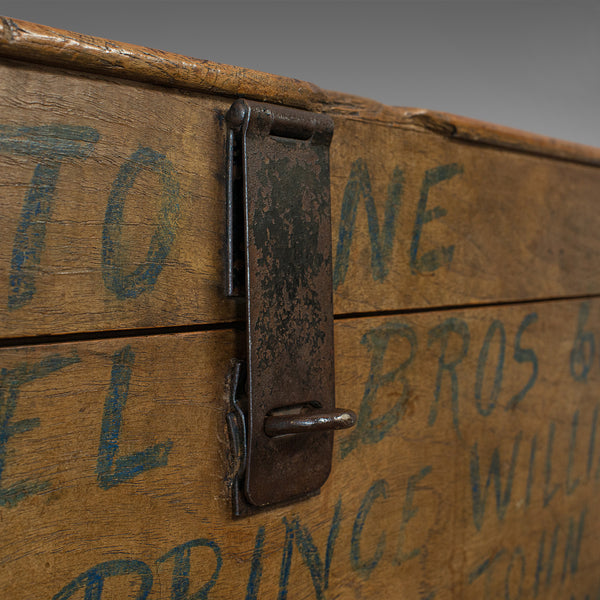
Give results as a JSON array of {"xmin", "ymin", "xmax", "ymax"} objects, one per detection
[{"xmin": 264, "ymin": 408, "xmax": 357, "ymax": 437}]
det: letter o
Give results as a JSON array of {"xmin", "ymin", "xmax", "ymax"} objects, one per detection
[{"xmin": 102, "ymin": 146, "xmax": 180, "ymax": 299}]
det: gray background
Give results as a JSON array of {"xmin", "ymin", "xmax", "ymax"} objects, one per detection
[{"xmin": 2, "ymin": 0, "xmax": 598, "ymax": 146}]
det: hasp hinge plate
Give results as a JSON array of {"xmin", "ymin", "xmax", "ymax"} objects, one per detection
[{"xmin": 224, "ymin": 99, "xmax": 356, "ymax": 516}]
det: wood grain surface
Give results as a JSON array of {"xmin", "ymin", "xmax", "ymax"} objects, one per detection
[
  {"xmin": 0, "ymin": 59, "xmax": 598, "ymax": 337},
  {"xmin": 0, "ymin": 58, "xmax": 236, "ymax": 337},
  {"xmin": 1, "ymin": 298, "xmax": 599, "ymax": 599},
  {"xmin": 0, "ymin": 17, "xmax": 599, "ymax": 600},
  {"xmin": 329, "ymin": 117, "xmax": 600, "ymax": 315}
]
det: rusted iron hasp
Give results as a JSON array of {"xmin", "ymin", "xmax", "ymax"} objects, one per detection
[{"xmin": 225, "ymin": 99, "xmax": 356, "ymax": 515}]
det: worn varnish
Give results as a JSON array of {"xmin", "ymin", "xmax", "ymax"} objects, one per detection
[
  {"xmin": 1, "ymin": 300, "xmax": 599, "ymax": 598},
  {"xmin": 0, "ymin": 15, "xmax": 599, "ymax": 600}
]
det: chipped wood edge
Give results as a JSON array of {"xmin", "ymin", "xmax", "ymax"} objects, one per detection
[
  {"xmin": 0, "ymin": 15, "xmax": 327, "ymax": 110},
  {"xmin": 400, "ymin": 107, "xmax": 600, "ymax": 167},
  {"xmin": 2, "ymin": 15, "xmax": 600, "ymax": 168}
]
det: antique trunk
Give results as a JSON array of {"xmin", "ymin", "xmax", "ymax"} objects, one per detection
[{"xmin": 0, "ymin": 16, "xmax": 599, "ymax": 600}]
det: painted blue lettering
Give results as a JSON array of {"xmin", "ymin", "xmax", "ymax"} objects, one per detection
[
  {"xmin": 96, "ymin": 345, "xmax": 172, "ymax": 489},
  {"xmin": 341, "ymin": 322, "xmax": 417, "ymax": 459},
  {"xmin": 427, "ymin": 317, "xmax": 469, "ymax": 437},
  {"xmin": 475, "ymin": 319, "xmax": 506, "ymax": 417},
  {"xmin": 0, "ymin": 125, "xmax": 99, "ymax": 309},
  {"xmin": 410, "ymin": 163, "xmax": 463, "ymax": 274},
  {"xmin": 277, "ymin": 498, "xmax": 342, "ymax": 600},
  {"xmin": 562, "ymin": 507, "xmax": 587, "ymax": 582},
  {"xmin": 278, "ymin": 518, "xmax": 295, "ymax": 600},
  {"xmin": 533, "ymin": 525, "xmax": 559, "ymax": 597},
  {"xmin": 0, "ymin": 351, "xmax": 80, "ymax": 507},
  {"xmin": 543, "ymin": 422, "xmax": 559, "ymax": 508},
  {"xmin": 157, "ymin": 538, "xmax": 222, "ymax": 600},
  {"xmin": 468, "ymin": 549, "xmax": 506, "ymax": 600},
  {"xmin": 332, "ymin": 159, "xmax": 404, "ymax": 290},
  {"xmin": 504, "ymin": 547, "xmax": 525, "ymax": 600},
  {"xmin": 587, "ymin": 405, "xmax": 598, "ymax": 479},
  {"xmin": 570, "ymin": 302, "xmax": 595, "ymax": 382},
  {"xmin": 507, "ymin": 313, "xmax": 538, "ymax": 411},
  {"xmin": 395, "ymin": 465, "xmax": 432, "ymax": 565},
  {"xmin": 469, "ymin": 431, "xmax": 522, "ymax": 530},
  {"xmin": 351, "ymin": 480, "xmax": 388, "ymax": 579},
  {"xmin": 566, "ymin": 410, "xmax": 581, "ymax": 495},
  {"xmin": 102, "ymin": 146, "xmax": 180, "ymax": 299},
  {"xmin": 245, "ymin": 527, "xmax": 265, "ymax": 600},
  {"xmin": 525, "ymin": 435, "xmax": 537, "ymax": 509},
  {"xmin": 52, "ymin": 559, "xmax": 153, "ymax": 600}
]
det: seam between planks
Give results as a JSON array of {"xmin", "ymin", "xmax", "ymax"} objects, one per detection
[{"xmin": 0, "ymin": 293, "xmax": 598, "ymax": 349}]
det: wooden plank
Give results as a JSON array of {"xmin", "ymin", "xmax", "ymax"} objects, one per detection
[
  {"xmin": 1, "ymin": 298, "xmax": 599, "ymax": 598},
  {"xmin": 0, "ymin": 60, "xmax": 599, "ymax": 337},
  {"xmin": 330, "ymin": 117, "xmax": 600, "ymax": 314},
  {"xmin": 0, "ymin": 58, "xmax": 236, "ymax": 337}
]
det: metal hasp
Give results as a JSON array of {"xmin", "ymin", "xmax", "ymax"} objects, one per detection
[{"xmin": 225, "ymin": 98, "xmax": 356, "ymax": 515}]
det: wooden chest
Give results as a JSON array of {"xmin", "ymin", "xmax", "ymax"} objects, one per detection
[{"xmin": 0, "ymin": 16, "xmax": 599, "ymax": 600}]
